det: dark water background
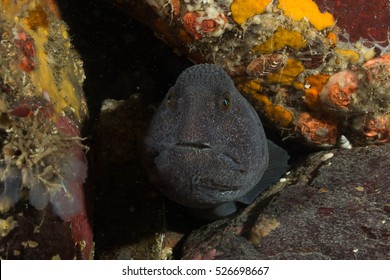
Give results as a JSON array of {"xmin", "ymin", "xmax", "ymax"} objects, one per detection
[{"xmin": 57, "ymin": 0, "xmax": 193, "ymax": 121}]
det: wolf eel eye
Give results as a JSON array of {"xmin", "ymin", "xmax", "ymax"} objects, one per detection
[{"xmin": 222, "ymin": 96, "xmax": 231, "ymax": 110}]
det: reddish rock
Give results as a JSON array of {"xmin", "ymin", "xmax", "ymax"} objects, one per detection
[{"xmin": 315, "ymin": 0, "xmax": 390, "ymax": 43}]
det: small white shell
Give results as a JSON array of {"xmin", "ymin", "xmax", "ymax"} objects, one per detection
[
  {"xmin": 339, "ymin": 135, "xmax": 352, "ymax": 149},
  {"xmin": 320, "ymin": 152, "xmax": 334, "ymax": 161}
]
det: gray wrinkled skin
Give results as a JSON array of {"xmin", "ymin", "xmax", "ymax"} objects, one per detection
[{"xmin": 144, "ymin": 64, "xmax": 268, "ymax": 209}]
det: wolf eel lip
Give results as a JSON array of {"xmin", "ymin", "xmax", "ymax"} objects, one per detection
[
  {"xmin": 164, "ymin": 142, "xmax": 245, "ymax": 172},
  {"xmin": 175, "ymin": 142, "xmax": 211, "ymax": 150},
  {"xmin": 173, "ymin": 142, "xmax": 242, "ymax": 166}
]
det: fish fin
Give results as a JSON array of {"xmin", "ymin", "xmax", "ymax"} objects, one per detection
[
  {"xmin": 237, "ymin": 139, "xmax": 290, "ymax": 204},
  {"xmin": 188, "ymin": 202, "xmax": 239, "ymax": 220}
]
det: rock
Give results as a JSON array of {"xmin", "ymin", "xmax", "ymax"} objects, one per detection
[
  {"xmin": 0, "ymin": 205, "xmax": 94, "ymax": 259},
  {"xmin": 109, "ymin": 0, "xmax": 390, "ymax": 148},
  {"xmin": 181, "ymin": 144, "xmax": 390, "ymax": 259},
  {"xmin": 316, "ymin": 0, "xmax": 390, "ymax": 42}
]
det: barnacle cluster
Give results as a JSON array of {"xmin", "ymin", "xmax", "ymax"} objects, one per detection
[{"xmin": 141, "ymin": 0, "xmax": 390, "ymax": 147}]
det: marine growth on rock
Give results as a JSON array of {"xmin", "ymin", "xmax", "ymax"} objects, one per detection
[{"xmin": 120, "ymin": 0, "xmax": 390, "ymax": 148}]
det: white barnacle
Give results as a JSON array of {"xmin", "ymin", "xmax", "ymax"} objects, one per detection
[{"xmin": 246, "ymin": 53, "xmax": 287, "ymax": 77}]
